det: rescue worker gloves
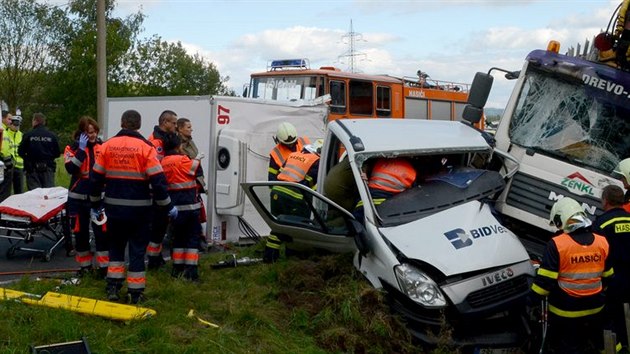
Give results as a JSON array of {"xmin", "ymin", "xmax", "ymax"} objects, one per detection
[
  {"xmin": 79, "ymin": 133, "xmax": 89, "ymax": 150},
  {"xmin": 275, "ymin": 122, "xmax": 298, "ymax": 145},
  {"xmin": 394, "ymin": 263, "xmax": 446, "ymax": 307},
  {"xmin": 90, "ymin": 208, "xmax": 107, "ymax": 226},
  {"xmin": 304, "ymin": 139, "xmax": 324, "ymax": 155},
  {"xmin": 614, "ymin": 158, "xmax": 630, "ymax": 184},
  {"xmin": 168, "ymin": 206, "xmax": 178, "ymax": 219},
  {"xmin": 549, "ymin": 197, "xmax": 591, "ymax": 232}
]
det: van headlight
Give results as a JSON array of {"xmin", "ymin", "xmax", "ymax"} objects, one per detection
[{"xmin": 395, "ymin": 263, "xmax": 446, "ymax": 307}]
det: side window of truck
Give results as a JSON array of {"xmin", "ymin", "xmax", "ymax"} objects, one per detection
[
  {"xmin": 330, "ymin": 80, "xmax": 346, "ymax": 114},
  {"xmin": 376, "ymin": 85, "xmax": 391, "ymax": 117}
]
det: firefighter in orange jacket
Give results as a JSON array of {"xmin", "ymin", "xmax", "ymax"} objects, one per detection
[
  {"xmin": 264, "ymin": 139, "xmax": 321, "ymax": 262},
  {"xmin": 161, "ymin": 135, "xmax": 203, "ymax": 281},
  {"xmin": 354, "ymin": 157, "xmax": 416, "ymax": 222},
  {"xmin": 268, "ymin": 122, "xmax": 310, "ymax": 181},
  {"xmin": 614, "ymin": 158, "xmax": 630, "ymax": 214},
  {"xmin": 90, "ymin": 110, "xmax": 177, "ymax": 304},
  {"xmin": 146, "ymin": 110, "xmax": 178, "ymax": 269},
  {"xmin": 64, "ymin": 116, "xmax": 108, "ymax": 278},
  {"xmin": 531, "ymin": 197, "xmax": 614, "ymax": 353}
]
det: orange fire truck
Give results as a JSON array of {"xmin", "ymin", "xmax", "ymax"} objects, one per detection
[{"xmin": 246, "ymin": 58, "xmax": 473, "ymax": 124}]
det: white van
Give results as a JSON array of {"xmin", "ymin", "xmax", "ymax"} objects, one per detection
[{"xmin": 242, "ymin": 118, "xmax": 535, "ymax": 349}]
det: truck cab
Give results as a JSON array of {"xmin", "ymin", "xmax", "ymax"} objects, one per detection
[
  {"xmin": 242, "ymin": 118, "xmax": 535, "ymax": 348},
  {"xmin": 469, "ymin": 42, "xmax": 630, "ymax": 255}
]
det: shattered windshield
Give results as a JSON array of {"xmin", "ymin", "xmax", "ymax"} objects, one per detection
[
  {"xmin": 250, "ymin": 75, "xmax": 321, "ymax": 101},
  {"xmin": 509, "ymin": 69, "xmax": 630, "ymax": 174}
]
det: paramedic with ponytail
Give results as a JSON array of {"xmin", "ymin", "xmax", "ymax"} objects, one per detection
[
  {"xmin": 161, "ymin": 135, "xmax": 203, "ymax": 281},
  {"xmin": 531, "ymin": 197, "xmax": 613, "ymax": 353},
  {"xmin": 90, "ymin": 109, "xmax": 176, "ymax": 304},
  {"xmin": 64, "ymin": 116, "xmax": 108, "ymax": 278}
]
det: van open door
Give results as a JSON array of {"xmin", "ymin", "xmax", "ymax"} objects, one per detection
[
  {"xmin": 241, "ymin": 181, "xmax": 358, "ymax": 253},
  {"xmin": 215, "ymin": 131, "xmax": 247, "ymax": 216}
]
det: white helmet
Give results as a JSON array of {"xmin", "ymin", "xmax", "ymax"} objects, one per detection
[
  {"xmin": 549, "ymin": 197, "xmax": 591, "ymax": 232},
  {"xmin": 304, "ymin": 138, "xmax": 324, "ymax": 155},
  {"xmin": 614, "ymin": 158, "xmax": 630, "ymax": 183},
  {"xmin": 276, "ymin": 122, "xmax": 298, "ymax": 145}
]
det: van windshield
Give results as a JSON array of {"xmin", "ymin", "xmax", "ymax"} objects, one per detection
[
  {"xmin": 375, "ymin": 168, "xmax": 505, "ymax": 227},
  {"xmin": 508, "ymin": 68, "xmax": 630, "ymax": 174}
]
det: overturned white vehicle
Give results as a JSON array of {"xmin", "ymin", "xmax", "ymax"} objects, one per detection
[{"xmin": 242, "ymin": 118, "xmax": 535, "ymax": 348}]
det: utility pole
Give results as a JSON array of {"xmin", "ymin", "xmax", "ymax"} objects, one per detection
[
  {"xmin": 96, "ymin": 0, "xmax": 106, "ymax": 131},
  {"xmin": 338, "ymin": 20, "xmax": 367, "ymax": 73}
]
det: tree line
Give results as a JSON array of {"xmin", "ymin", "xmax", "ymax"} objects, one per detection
[{"xmin": 0, "ymin": 0, "xmax": 232, "ymax": 145}]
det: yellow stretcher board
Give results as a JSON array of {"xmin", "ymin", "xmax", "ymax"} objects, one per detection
[{"xmin": 0, "ymin": 287, "xmax": 156, "ymax": 321}]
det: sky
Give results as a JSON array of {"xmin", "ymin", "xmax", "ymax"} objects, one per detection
[{"xmin": 53, "ymin": 0, "xmax": 622, "ymax": 108}]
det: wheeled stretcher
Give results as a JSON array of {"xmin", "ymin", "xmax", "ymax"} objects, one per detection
[{"xmin": 0, "ymin": 187, "xmax": 70, "ymax": 261}]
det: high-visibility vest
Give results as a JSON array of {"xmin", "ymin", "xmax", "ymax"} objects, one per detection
[
  {"xmin": 277, "ymin": 151, "xmax": 319, "ymax": 188},
  {"xmin": 5, "ymin": 128, "xmax": 23, "ymax": 169},
  {"xmin": 161, "ymin": 154, "xmax": 201, "ymax": 211},
  {"xmin": 368, "ymin": 158, "xmax": 416, "ymax": 194},
  {"xmin": 269, "ymin": 137, "xmax": 310, "ymax": 169},
  {"xmin": 553, "ymin": 232, "xmax": 609, "ymax": 297}
]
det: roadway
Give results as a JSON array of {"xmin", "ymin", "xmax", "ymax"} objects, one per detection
[{"xmin": 0, "ymin": 229, "xmax": 78, "ymax": 284}]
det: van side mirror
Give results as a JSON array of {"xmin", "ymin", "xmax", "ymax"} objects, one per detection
[
  {"xmin": 462, "ymin": 72, "xmax": 494, "ymax": 124},
  {"xmin": 350, "ymin": 219, "xmax": 369, "ymax": 256}
]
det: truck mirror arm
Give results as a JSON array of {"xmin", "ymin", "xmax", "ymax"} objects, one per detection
[{"xmin": 487, "ymin": 67, "xmax": 520, "ymax": 80}]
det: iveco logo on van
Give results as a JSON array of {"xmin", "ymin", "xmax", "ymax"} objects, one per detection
[
  {"xmin": 561, "ymin": 172, "xmax": 595, "ymax": 196},
  {"xmin": 482, "ymin": 267, "xmax": 514, "ymax": 287},
  {"xmin": 444, "ymin": 225, "xmax": 508, "ymax": 249}
]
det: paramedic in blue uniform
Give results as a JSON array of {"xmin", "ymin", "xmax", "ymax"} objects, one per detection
[
  {"xmin": 161, "ymin": 135, "xmax": 203, "ymax": 281},
  {"xmin": 90, "ymin": 109, "xmax": 177, "ymax": 304},
  {"xmin": 64, "ymin": 116, "xmax": 108, "ymax": 278},
  {"xmin": 18, "ymin": 112, "xmax": 60, "ymax": 190}
]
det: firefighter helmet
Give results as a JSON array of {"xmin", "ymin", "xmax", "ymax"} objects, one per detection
[
  {"xmin": 549, "ymin": 197, "xmax": 589, "ymax": 232},
  {"xmin": 275, "ymin": 122, "xmax": 298, "ymax": 145},
  {"xmin": 614, "ymin": 158, "xmax": 630, "ymax": 183}
]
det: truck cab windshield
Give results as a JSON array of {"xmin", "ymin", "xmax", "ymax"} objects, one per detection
[
  {"xmin": 249, "ymin": 75, "xmax": 321, "ymax": 101},
  {"xmin": 508, "ymin": 69, "xmax": 630, "ymax": 173}
]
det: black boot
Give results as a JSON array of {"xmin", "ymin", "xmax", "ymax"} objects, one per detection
[
  {"xmin": 95, "ymin": 267, "xmax": 108, "ymax": 280},
  {"xmin": 184, "ymin": 265, "xmax": 199, "ymax": 282},
  {"xmin": 171, "ymin": 264, "xmax": 185, "ymax": 278},
  {"xmin": 126, "ymin": 291, "xmax": 146, "ymax": 305},
  {"xmin": 105, "ymin": 283, "xmax": 121, "ymax": 302},
  {"xmin": 147, "ymin": 256, "xmax": 165, "ymax": 270},
  {"xmin": 76, "ymin": 266, "xmax": 92, "ymax": 278}
]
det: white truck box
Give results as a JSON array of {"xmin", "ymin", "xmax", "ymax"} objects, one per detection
[{"xmin": 106, "ymin": 95, "xmax": 328, "ymax": 244}]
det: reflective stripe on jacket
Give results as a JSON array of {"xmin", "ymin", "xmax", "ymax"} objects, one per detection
[
  {"xmin": 90, "ymin": 129, "xmax": 172, "ymax": 218},
  {"xmin": 368, "ymin": 158, "xmax": 416, "ymax": 194},
  {"xmin": 64, "ymin": 142, "xmax": 102, "ymax": 204},
  {"xmin": 268, "ymin": 136, "xmax": 310, "ymax": 179},
  {"xmin": 161, "ymin": 154, "xmax": 201, "ymax": 210},
  {"xmin": 553, "ymin": 232, "xmax": 609, "ymax": 297},
  {"xmin": 277, "ymin": 151, "xmax": 319, "ymax": 188},
  {"xmin": 5, "ymin": 129, "xmax": 23, "ymax": 169}
]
